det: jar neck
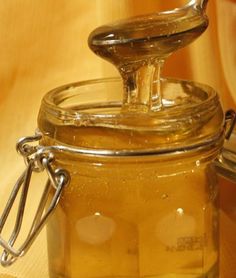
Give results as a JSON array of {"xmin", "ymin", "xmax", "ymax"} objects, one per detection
[{"xmin": 38, "ymin": 78, "xmax": 224, "ymax": 152}]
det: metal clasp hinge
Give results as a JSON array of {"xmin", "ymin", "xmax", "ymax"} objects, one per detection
[
  {"xmin": 224, "ymin": 109, "xmax": 236, "ymax": 140},
  {"xmin": 0, "ymin": 132, "xmax": 70, "ymax": 267}
]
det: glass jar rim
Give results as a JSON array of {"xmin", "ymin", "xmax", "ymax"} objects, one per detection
[
  {"xmin": 42, "ymin": 76, "xmax": 219, "ymax": 121},
  {"xmin": 38, "ymin": 77, "xmax": 225, "ymax": 156}
]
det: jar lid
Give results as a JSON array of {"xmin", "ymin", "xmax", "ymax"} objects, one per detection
[{"xmin": 38, "ymin": 77, "xmax": 224, "ymax": 154}]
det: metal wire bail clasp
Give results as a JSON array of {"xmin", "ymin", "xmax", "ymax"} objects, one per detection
[
  {"xmin": 224, "ymin": 109, "xmax": 236, "ymax": 140},
  {"xmin": 0, "ymin": 132, "xmax": 70, "ymax": 267}
]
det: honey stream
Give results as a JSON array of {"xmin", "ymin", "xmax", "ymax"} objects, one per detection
[{"xmin": 88, "ymin": 2, "xmax": 208, "ymax": 112}]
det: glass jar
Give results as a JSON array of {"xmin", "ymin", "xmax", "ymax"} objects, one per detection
[
  {"xmin": 39, "ymin": 77, "xmax": 224, "ymax": 278},
  {"xmin": 0, "ymin": 78, "xmax": 235, "ymax": 278}
]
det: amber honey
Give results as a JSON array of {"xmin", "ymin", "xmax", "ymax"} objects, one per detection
[
  {"xmin": 37, "ymin": 77, "xmax": 224, "ymax": 277},
  {"xmin": 46, "ymin": 128, "xmax": 219, "ymax": 278},
  {"xmin": 88, "ymin": 3, "xmax": 208, "ymax": 112}
]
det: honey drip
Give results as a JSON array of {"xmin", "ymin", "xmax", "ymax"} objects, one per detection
[{"xmin": 88, "ymin": 2, "xmax": 208, "ymax": 112}]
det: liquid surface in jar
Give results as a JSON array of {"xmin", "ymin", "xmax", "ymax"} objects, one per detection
[{"xmin": 88, "ymin": 3, "xmax": 208, "ymax": 112}]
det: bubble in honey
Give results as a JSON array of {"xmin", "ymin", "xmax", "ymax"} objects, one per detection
[{"xmin": 161, "ymin": 193, "xmax": 169, "ymax": 200}]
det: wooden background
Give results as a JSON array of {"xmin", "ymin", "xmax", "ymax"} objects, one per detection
[{"xmin": 0, "ymin": 0, "xmax": 235, "ymax": 277}]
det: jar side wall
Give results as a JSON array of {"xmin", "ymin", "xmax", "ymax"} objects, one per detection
[{"xmin": 46, "ymin": 154, "xmax": 219, "ymax": 278}]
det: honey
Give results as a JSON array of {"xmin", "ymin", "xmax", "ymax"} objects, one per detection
[
  {"xmin": 36, "ymin": 2, "xmax": 222, "ymax": 277},
  {"xmin": 47, "ymin": 150, "xmax": 219, "ymax": 278},
  {"xmin": 37, "ymin": 78, "xmax": 224, "ymax": 278},
  {"xmin": 88, "ymin": 3, "xmax": 208, "ymax": 112}
]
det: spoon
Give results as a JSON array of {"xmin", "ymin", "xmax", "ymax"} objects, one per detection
[{"xmin": 88, "ymin": 0, "xmax": 209, "ymax": 112}]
